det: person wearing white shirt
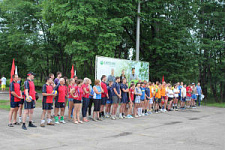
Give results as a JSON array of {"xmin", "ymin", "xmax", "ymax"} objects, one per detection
[
  {"xmin": 1, "ymin": 75, "xmax": 7, "ymax": 91},
  {"xmin": 167, "ymin": 85, "xmax": 174, "ymax": 111},
  {"xmin": 181, "ymin": 84, "xmax": 187, "ymax": 109},
  {"xmin": 173, "ymin": 85, "xmax": 180, "ymax": 111}
]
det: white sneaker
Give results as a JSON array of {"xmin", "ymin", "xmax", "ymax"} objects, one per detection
[
  {"xmin": 119, "ymin": 115, "xmax": 123, "ymax": 119},
  {"xmin": 142, "ymin": 113, "xmax": 145, "ymax": 116},
  {"xmin": 55, "ymin": 121, "xmax": 60, "ymax": 124},
  {"xmin": 105, "ymin": 114, "xmax": 109, "ymax": 118},
  {"xmin": 60, "ymin": 120, "xmax": 66, "ymax": 124},
  {"xmin": 111, "ymin": 116, "xmax": 116, "ymax": 120},
  {"xmin": 18, "ymin": 117, "xmax": 22, "ymax": 123}
]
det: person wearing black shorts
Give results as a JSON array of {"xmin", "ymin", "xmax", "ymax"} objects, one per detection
[
  {"xmin": 40, "ymin": 77, "xmax": 55, "ymax": 127},
  {"xmin": 92, "ymin": 79, "xmax": 103, "ymax": 121},
  {"xmin": 100, "ymin": 75, "xmax": 108, "ymax": 118},
  {"xmin": 8, "ymin": 75, "xmax": 23, "ymax": 127},
  {"xmin": 22, "ymin": 72, "xmax": 37, "ymax": 130}
]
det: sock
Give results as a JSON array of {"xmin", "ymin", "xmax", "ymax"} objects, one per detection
[
  {"xmin": 99, "ymin": 112, "xmax": 102, "ymax": 117},
  {"xmin": 29, "ymin": 121, "xmax": 32, "ymax": 125},
  {"xmin": 140, "ymin": 108, "xmax": 143, "ymax": 114},
  {"xmin": 102, "ymin": 112, "xmax": 105, "ymax": 116},
  {"xmin": 60, "ymin": 116, "xmax": 64, "ymax": 121},
  {"xmin": 41, "ymin": 120, "xmax": 45, "ymax": 124},
  {"xmin": 23, "ymin": 123, "xmax": 25, "ymax": 126},
  {"xmin": 145, "ymin": 109, "xmax": 147, "ymax": 113},
  {"xmin": 54, "ymin": 116, "xmax": 58, "ymax": 122},
  {"xmin": 122, "ymin": 113, "xmax": 124, "ymax": 116}
]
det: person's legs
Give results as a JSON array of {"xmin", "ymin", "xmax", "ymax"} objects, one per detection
[
  {"xmin": 73, "ymin": 104, "xmax": 77, "ymax": 123},
  {"xmin": 82, "ymin": 98, "xmax": 89, "ymax": 121},
  {"xmin": 8, "ymin": 108, "xmax": 15, "ymax": 125},
  {"xmin": 197, "ymin": 95, "xmax": 201, "ymax": 106},
  {"xmin": 68, "ymin": 101, "xmax": 74, "ymax": 120},
  {"xmin": 88, "ymin": 98, "xmax": 93, "ymax": 116},
  {"xmin": 18, "ymin": 104, "xmax": 23, "ymax": 122},
  {"xmin": 77, "ymin": 103, "xmax": 82, "ymax": 123}
]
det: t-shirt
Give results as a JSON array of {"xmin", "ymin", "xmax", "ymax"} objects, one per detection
[
  {"xmin": 89, "ymin": 85, "xmax": 94, "ymax": 98},
  {"xmin": 74, "ymin": 86, "xmax": 83, "ymax": 101},
  {"xmin": 161, "ymin": 86, "xmax": 166, "ymax": 96},
  {"xmin": 82, "ymin": 84, "xmax": 90, "ymax": 98},
  {"xmin": 101, "ymin": 81, "xmax": 108, "ymax": 98},
  {"xmin": 68, "ymin": 84, "xmax": 75, "ymax": 99},
  {"xmin": 107, "ymin": 86, "xmax": 113, "ymax": 100},
  {"xmin": 186, "ymin": 87, "xmax": 192, "ymax": 97},
  {"xmin": 121, "ymin": 83, "xmax": 128, "ymax": 100},
  {"xmin": 107, "ymin": 75, "xmax": 115, "ymax": 83},
  {"xmin": 130, "ymin": 73, "xmax": 138, "ymax": 81},
  {"xmin": 54, "ymin": 78, "xmax": 59, "ymax": 86},
  {"xmin": 93, "ymin": 85, "xmax": 101, "ymax": 99},
  {"xmin": 178, "ymin": 85, "xmax": 183, "ymax": 96},
  {"xmin": 149, "ymin": 86, "xmax": 153, "ymax": 98},
  {"xmin": 42, "ymin": 84, "xmax": 54, "ymax": 103},
  {"xmin": 135, "ymin": 87, "xmax": 142, "ymax": 101},
  {"xmin": 145, "ymin": 87, "xmax": 150, "ymax": 98},
  {"xmin": 173, "ymin": 88, "xmax": 179, "ymax": 98},
  {"xmin": 24, "ymin": 79, "xmax": 36, "ymax": 100},
  {"xmin": 167, "ymin": 89, "xmax": 174, "ymax": 98},
  {"xmin": 156, "ymin": 88, "xmax": 161, "ymax": 99},
  {"xmin": 192, "ymin": 87, "xmax": 197, "ymax": 94},
  {"xmin": 54, "ymin": 84, "xmax": 67, "ymax": 102},
  {"xmin": 129, "ymin": 88, "xmax": 134, "ymax": 101},
  {"xmin": 140, "ymin": 87, "xmax": 145, "ymax": 100},
  {"xmin": 1, "ymin": 77, "xmax": 6, "ymax": 85},
  {"xmin": 181, "ymin": 87, "xmax": 186, "ymax": 97},
  {"xmin": 112, "ymin": 82, "xmax": 120, "ymax": 96},
  {"xmin": 10, "ymin": 81, "xmax": 21, "ymax": 102},
  {"xmin": 196, "ymin": 86, "xmax": 202, "ymax": 95}
]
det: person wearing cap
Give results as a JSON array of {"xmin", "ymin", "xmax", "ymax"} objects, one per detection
[{"xmin": 22, "ymin": 72, "xmax": 37, "ymax": 130}]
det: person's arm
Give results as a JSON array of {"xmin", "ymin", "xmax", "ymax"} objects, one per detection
[
  {"xmin": 24, "ymin": 81, "xmax": 29, "ymax": 98},
  {"xmin": 10, "ymin": 83, "xmax": 23, "ymax": 99},
  {"xmin": 93, "ymin": 86, "xmax": 101, "ymax": 94},
  {"xmin": 83, "ymin": 85, "xmax": 89, "ymax": 94},
  {"xmin": 128, "ymin": 90, "xmax": 132, "ymax": 102}
]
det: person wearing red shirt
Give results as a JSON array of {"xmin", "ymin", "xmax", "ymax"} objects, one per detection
[
  {"xmin": 186, "ymin": 84, "xmax": 192, "ymax": 108},
  {"xmin": 54, "ymin": 78, "xmax": 67, "ymax": 124},
  {"xmin": 100, "ymin": 75, "xmax": 108, "ymax": 118},
  {"xmin": 81, "ymin": 78, "xmax": 91, "ymax": 122},
  {"xmin": 128, "ymin": 83, "xmax": 135, "ymax": 118},
  {"xmin": 8, "ymin": 74, "xmax": 23, "ymax": 127},
  {"xmin": 71, "ymin": 79, "xmax": 83, "ymax": 124},
  {"xmin": 68, "ymin": 78, "xmax": 76, "ymax": 121},
  {"xmin": 22, "ymin": 72, "xmax": 37, "ymax": 130},
  {"xmin": 40, "ymin": 77, "xmax": 55, "ymax": 127}
]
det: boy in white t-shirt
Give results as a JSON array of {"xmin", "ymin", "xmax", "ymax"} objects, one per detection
[
  {"xmin": 181, "ymin": 84, "xmax": 187, "ymax": 109},
  {"xmin": 173, "ymin": 84, "xmax": 180, "ymax": 111}
]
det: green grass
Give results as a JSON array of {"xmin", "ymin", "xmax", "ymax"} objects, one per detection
[
  {"xmin": 203, "ymin": 103, "xmax": 225, "ymax": 108},
  {"xmin": 0, "ymin": 100, "xmax": 10, "ymax": 111}
]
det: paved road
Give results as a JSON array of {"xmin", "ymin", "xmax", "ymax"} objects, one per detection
[{"xmin": 0, "ymin": 106, "xmax": 224, "ymax": 150}]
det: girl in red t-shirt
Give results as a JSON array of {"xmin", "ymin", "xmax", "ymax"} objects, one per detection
[
  {"xmin": 68, "ymin": 78, "xmax": 76, "ymax": 121},
  {"xmin": 71, "ymin": 79, "xmax": 83, "ymax": 124},
  {"xmin": 128, "ymin": 83, "xmax": 135, "ymax": 118}
]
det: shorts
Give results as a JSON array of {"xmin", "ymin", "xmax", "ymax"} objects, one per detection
[
  {"xmin": 112, "ymin": 96, "xmax": 119, "ymax": 104},
  {"xmin": 93, "ymin": 99, "xmax": 101, "ymax": 111},
  {"xmin": 73, "ymin": 99, "xmax": 81, "ymax": 104},
  {"xmin": 182, "ymin": 97, "xmax": 186, "ymax": 102},
  {"xmin": 140, "ymin": 99, "xmax": 145, "ymax": 101},
  {"xmin": 10, "ymin": 101, "xmax": 20, "ymax": 108},
  {"xmin": 68, "ymin": 98, "xmax": 74, "ymax": 102},
  {"xmin": 24, "ymin": 100, "xmax": 35, "ymax": 109},
  {"xmin": 149, "ymin": 98, "xmax": 153, "ymax": 104},
  {"xmin": 168, "ymin": 97, "xmax": 173, "ymax": 101},
  {"xmin": 174, "ymin": 97, "xmax": 179, "ymax": 99},
  {"xmin": 19, "ymin": 99, "xmax": 24, "ymax": 105},
  {"xmin": 55, "ymin": 102, "xmax": 65, "ymax": 108},
  {"xmin": 179, "ymin": 95, "xmax": 182, "ymax": 101},
  {"xmin": 135, "ymin": 98, "xmax": 140, "ymax": 104},
  {"xmin": 155, "ymin": 98, "xmax": 161, "ymax": 103},
  {"xmin": 106, "ymin": 99, "xmax": 112, "ymax": 104},
  {"xmin": 120, "ymin": 97, "xmax": 128, "ymax": 103},
  {"xmin": 161, "ymin": 96, "xmax": 166, "ymax": 100},
  {"xmin": 101, "ymin": 97, "xmax": 107, "ymax": 105},
  {"xmin": 42, "ymin": 102, "xmax": 53, "ymax": 110},
  {"xmin": 192, "ymin": 94, "xmax": 197, "ymax": 100},
  {"xmin": 1, "ymin": 84, "xmax": 6, "ymax": 89},
  {"xmin": 186, "ymin": 96, "xmax": 191, "ymax": 101},
  {"xmin": 146, "ymin": 97, "xmax": 150, "ymax": 100}
]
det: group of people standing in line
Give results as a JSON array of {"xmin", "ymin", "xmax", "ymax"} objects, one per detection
[{"xmin": 8, "ymin": 69, "xmax": 203, "ymax": 130}]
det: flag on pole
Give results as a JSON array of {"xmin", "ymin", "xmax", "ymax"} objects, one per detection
[
  {"xmin": 70, "ymin": 65, "xmax": 74, "ymax": 78},
  {"xmin": 162, "ymin": 75, "xmax": 164, "ymax": 82},
  {"xmin": 15, "ymin": 66, "xmax": 18, "ymax": 75},
  {"xmin": 10, "ymin": 59, "xmax": 15, "ymax": 83}
]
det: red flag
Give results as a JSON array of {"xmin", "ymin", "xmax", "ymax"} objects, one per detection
[
  {"xmin": 162, "ymin": 75, "xmax": 164, "ymax": 82},
  {"xmin": 10, "ymin": 59, "xmax": 15, "ymax": 83},
  {"xmin": 70, "ymin": 65, "xmax": 74, "ymax": 78}
]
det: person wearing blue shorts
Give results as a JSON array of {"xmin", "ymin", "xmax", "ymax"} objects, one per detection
[
  {"xmin": 119, "ymin": 78, "xmax": 129, "ymax": 119},
  {"xmin": 191, "ymin": 83, "xmax": 197, "ymax": 108},
  {"xmin": 140, "ymin": 83, "xmax": 146, "ymax": 116},
  {"xmin": 105, "ymin": 81, "xmax": 113, "ymax": 118}
]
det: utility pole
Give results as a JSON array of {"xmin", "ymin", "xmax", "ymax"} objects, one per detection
[{"xmin": 136, "ymin": 1, "xmax": 140, "ymax": 61}]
